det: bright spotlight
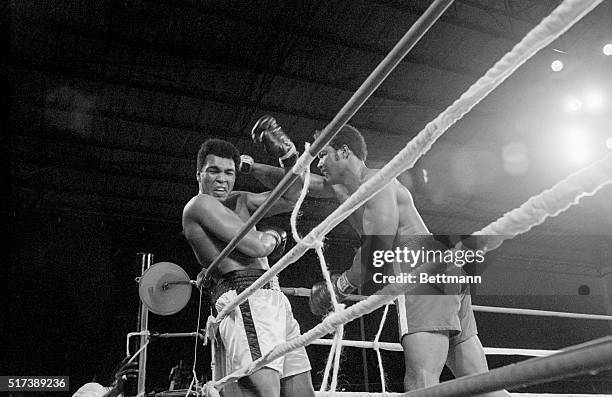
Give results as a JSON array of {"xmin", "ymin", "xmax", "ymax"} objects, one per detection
[
  {"xmin": 563, "ymin": 96, "xmax": 582, "ymax": 114},
  {"xmin": 583, "ymin": 90, "xmax": 605, "ymax": 112},
  {"xmin": 606, "ymin": 137, "xmax": 612, "ymax": 149},
  {"xmin": 604, "ymin": 44, "xmax": 612, "ymax": 56},
  {"xmin": 551, "ymin": 60, "xmax": 564, "ymax": 72}
]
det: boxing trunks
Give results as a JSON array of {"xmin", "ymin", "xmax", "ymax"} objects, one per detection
[{"xmin": 211, "ymin": 269, "xmax": 311, "ymax": 378}]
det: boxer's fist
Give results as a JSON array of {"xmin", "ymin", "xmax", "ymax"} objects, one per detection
[
  {"xmin": 309, "ymin": 273, "xmax": 357, "ymax": 316},
  {"xmin": 251, "ymin": 115, "xmax": 297, "ymax": 168},
  {"xmin": 239, "ymin": 154, "xmax": 254, "ymax": 174},
  {"xmin": 260, "ymin": 225, "xmax": 287, "ymax": 261}
]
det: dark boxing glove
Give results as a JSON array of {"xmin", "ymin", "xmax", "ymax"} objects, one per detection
[
  {"xmin": 251, "ymin": 115, "xmax": 298, "ymax": 168},
  {"xmin": 260, "ymin": 225, "xmax": 287, "ymax": 261},
  {"xmin": 239, "ymin": 154, "xmax": 254, "ymax": 174},
  {"xmin": 309, "ymin": 272, "xmax": 357, "ymax": 316}
]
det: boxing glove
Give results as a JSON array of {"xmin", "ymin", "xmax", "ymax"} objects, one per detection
[
  {"xmin": 239, "ymin": 154, "xmax": 254, "ymax": 174},
  {"xmin": 309, "ymin": 272, "xmax": 357, "ymax": 316},
  {"xmin": 260, "ymin": 225, "xmax": 287, "ymax": 261},
  {"xmin": 251, "ymin": 115, "xmax": 298, "ymax": 168}
]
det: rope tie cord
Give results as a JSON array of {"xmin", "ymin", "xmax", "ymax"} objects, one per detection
[
  {"xmin": 374, "ymin": 304, "xmax": 391, "ymax": 393},
  {"xmin": 320, "ymin": 327, "xmax": 342, "ymax": 393},
  {"xmin": 184, "ymin": 286, "xmax": 205, "ymax": 397}
]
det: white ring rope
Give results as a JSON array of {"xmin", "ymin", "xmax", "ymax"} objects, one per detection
[
  {"xmin": 471, "ymin": 305, "xmax": 612, "ymax": 321},
  {"xmin": 280, "ymin": 288, "xmax": 612, "ymax": 321},
  {"xmin": 310, "ymin": 339, "xmax": 559, "ymax": 358},
  {"xmin": 204, "ymin": 0, "xmax": 607, "ymax": 393}
]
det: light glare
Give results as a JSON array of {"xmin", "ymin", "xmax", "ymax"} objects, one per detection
[
  {"xmin": 565, "ymin": 129, "xmax": 590, "ymax": 165},
  {"xmin": 563, "ymin": 96, "xmax": 582, "ymax": 114},
  {"xmin": 604, "ymin": 44, "xmax": 612, "ymax": 56},
  {"xmin": 583, "ymin": 90, "xmax": 605, "ymax": 112}
]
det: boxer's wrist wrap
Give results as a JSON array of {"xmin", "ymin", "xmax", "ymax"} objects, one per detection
[
  {"xmin": 335, "ymin": 272, "xmax": 357, "ymax": 299},
  {"xmin": 278, "ymin": 145, "xmax": 297, "ymax": 168},
  {"xmin": 239, "ymin": 155, "xmax": 254, "ymax": 174}
]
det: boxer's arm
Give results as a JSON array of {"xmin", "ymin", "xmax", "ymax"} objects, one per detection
[
  {"xmin": 250, "ymin": 162, "xmax": 336, "ymax": 199},
  {"xmin": 184, "ymin": 195, "xmax": 276, "ymax": 258},
  {"xmin": 244, "ymin": 190, "xmax": 295, "ymax": 217}
]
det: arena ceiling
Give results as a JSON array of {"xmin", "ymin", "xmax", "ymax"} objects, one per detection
[{"xmin": 7, "ymin": 0, "xmax": 612, "ymax": 271}]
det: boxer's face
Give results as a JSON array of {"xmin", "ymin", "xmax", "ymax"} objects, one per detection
[
  {"xmin": 317, "ymin": 144, "xmax": 345, "ymax": 184},
  {"xmin": 198, "ymin": 154, "xmax": 236, "ymax": 200}
]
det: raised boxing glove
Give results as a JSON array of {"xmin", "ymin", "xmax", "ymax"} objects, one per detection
[
  {"xmin": 260, "ymin": 225, "xmax": 287, "ymax": 261},
  {"xmin": 309, "ymin": 272, "xmax": 357, "ymax": 316},
  {"xmin": 251, "ymin": 115, "xmax": 297, "ymax": 168}
]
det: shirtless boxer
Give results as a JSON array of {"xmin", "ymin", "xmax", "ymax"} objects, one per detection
[
  {"xmin": 182, "ymin": 137, "xmax": 314, "ymax": 397},
  {"xmin": 248, "ymin": 119, "xmax": 510, "ymax": 395}
]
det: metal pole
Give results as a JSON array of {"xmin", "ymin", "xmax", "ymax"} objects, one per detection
[{"xmin": 137, "ymin": 253, "xmax": 154, "ymax": 396}]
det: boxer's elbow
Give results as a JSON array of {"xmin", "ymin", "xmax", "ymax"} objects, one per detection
[{"xmin": 238, "ymin": 234, "xmax": 274, "ymax": 258}]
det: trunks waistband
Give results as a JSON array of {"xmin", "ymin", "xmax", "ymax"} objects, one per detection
[{"xmin": 211, "ymin": 269, "xmax": 273, "ymax": 306}]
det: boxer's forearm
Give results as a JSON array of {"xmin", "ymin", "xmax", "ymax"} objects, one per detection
[
  {"xmin": 251, "ymin": 162, "xmax": 285, "ymax": 188},
  {"xmin": 345, "ymin": 248, "xmax": 366, "ymax": 288},
  {"xmin": 251, "ymin": 162, "xmax": 303, "ymax": 203}
]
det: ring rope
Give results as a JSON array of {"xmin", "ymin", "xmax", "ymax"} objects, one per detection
[
  {"xmin": 389, "ymin": 336, "xmax": 612, "ymax": 397},
  {"xmin": 471, "ymin": 155, "xmax": 612, "ymax": 252},
  {"xmin": 213, "ymin": 0, "xmax": 605, "ymax": 324},
  {"xmin": 471, "ymin": 305, "xmax": 612, "ymax": 321},
  {"xmin": 310, "ymin": 339, "xmax": 559, "ymax": 357},
  {"xmin": 280, "ymin": 288, "xmax": 612, "ymax": 321},
  {"xmin": 310, "ymin": 337, "xmax": 612, "ymax": 397}
]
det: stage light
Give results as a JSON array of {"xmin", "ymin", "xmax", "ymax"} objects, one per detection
[
  {"xmin": 551, "ymin": 60, "xmax": 564, "ymax": 72},
  {"xmin": 563, "ymin": 96, "xmax": 582, "ymax": 114},
  {"xmin": 603, "ymin": 44, "xmax": 612, "ymax": 56},
  {"xmin": 606, "ymin": 137, "xmax": 612, "ymax": 149}
]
